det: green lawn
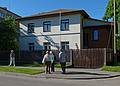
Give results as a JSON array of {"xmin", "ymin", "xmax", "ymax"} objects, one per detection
[
  {"xmin": 20, "ymin": 63, "xmax": 71, "ymax": 68},
  {"xmin": 102, "ymin": 66, "xmax": 120, "ymax": 72},
  {"xmin": 0, "ymin": 67, "xmax": 44, "ymax": 75},
  {"xmin": 55, "ymin": 63, "xmax": 72, "ymax": 68},
  {"xmin": 21, "ymin": 63, "xmax": 45, "ymax": 67}
]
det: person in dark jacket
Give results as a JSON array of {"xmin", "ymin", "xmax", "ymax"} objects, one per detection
[{"xmin": 59, "ymin": 48, "xmax": 66, "ymax": 74}]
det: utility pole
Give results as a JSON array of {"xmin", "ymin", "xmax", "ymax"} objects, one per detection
[
  {"xmin": 113, "ymin": 0, "xmax": 118, "ymax": 64},
  {"xmin": 114, "ymin": 0, "xmax": 116, "ymax": 54}
]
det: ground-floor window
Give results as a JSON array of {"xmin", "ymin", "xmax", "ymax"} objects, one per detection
[
  {"xmin": 43, "ymin": 42, "xmax": 51, "ymax": 50},
  {"xmin": 28, "ymin": 43, "xmax": 34, "ymax": 51},
  {"xmin": 61, "ymin": 41, "xmax": 69, "ymax": 50}
]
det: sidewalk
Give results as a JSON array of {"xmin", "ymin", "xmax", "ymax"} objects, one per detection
[
  {"xmin": 1, "ymin": 66, "xmax": 120, "ymax": 80},
  {"xmin": 36, "ymin": 68, "xmax": 120, "ymax": 80}
]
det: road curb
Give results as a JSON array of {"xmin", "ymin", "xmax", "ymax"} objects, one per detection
[{"xmin": 0, "ymin": 72, "xmax": 120, "ymax": 80}]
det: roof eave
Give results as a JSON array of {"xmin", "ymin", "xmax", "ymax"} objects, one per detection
[{"xmin": 17, "ymin": 10, "xmax": 90, "ymax": 21}]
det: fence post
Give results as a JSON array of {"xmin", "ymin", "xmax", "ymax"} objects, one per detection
[
  {"xmin": 70, "ymin": 50, "xmax": 73, "ymax": 66},
  {"xmin": 104, "ymin": 48, "xmax": 106, "ymax": 66}
]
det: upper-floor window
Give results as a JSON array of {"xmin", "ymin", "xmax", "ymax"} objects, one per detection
[
  {"xmin": 43, "ymin": 42, "xmax": 51, "ymax": 50},
  {"xmin": 61, "ymin": 19, "xmax": 69, "ymax": 31},
  {"xmin": 0, "ymin": 12, "xmax": 5, "ymax": 18},
  {"xmin": 28, "ymin": 43, "xmax": 34, "ymax": 51},
  {"xmin": 92, "ymin": 30, "xmax": 99, "ymax": 41},
  {"xmin": 43, "ymin": 21, "xmax": 51, "ymax": 32},
  {"xmin": 61, "ymin": 41, "xmax": 69, "ymax": 50},
  {"xmin": 28, "ymin": 23, "xmax": 35, "ymax": 33}
]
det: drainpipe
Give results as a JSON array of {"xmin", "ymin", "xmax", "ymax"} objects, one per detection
[
  {"xmin": 59, "ymin": 10, "xmax": 62, "ymax": 49},
  {"xmin": 80, "ymin": 17, "xmax": 84, "ymax": 49}
]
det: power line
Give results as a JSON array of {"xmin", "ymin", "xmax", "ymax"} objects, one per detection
[{"xmin": 8, "ymin": 0, "xmax": 11, "ymax": 10}]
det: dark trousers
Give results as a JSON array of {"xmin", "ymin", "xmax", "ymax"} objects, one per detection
[
  {"xmin": 51, "ymin": 61, "xmax": 55, "ymax": 72},
  {"xmin": 60, "ymin": 62, "xmax": 66, "ymax": 74},
  {"xmin": 45, "ymin": 61, "xmax": 51, "ymax": 74}
]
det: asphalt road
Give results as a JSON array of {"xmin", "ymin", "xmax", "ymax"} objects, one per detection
[{"xmin": 0, "ymin": 75, "xmax": 120, "ymax": 86}]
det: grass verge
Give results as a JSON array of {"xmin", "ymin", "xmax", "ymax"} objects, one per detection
[
  {"xmin": 0, "ymin": 66, "xmax": 44, "ymax": 75},
  {"xmin": 20, "ymin": 63, "xmax": 72, "ymax": 68},
  {"xmin": 101, "ymin": 66, "xmax": 120, "ymax": 72},
  {"xmin": 55, "ymin": 64, "xmax": 72, "ymax": 68},
  {"xmin": 21, "ymin": 63, "xmax": 45, "ymax": 67}
]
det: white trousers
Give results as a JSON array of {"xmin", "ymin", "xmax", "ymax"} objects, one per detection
[{"xmin": 8, "ymin": 57, "xmax": 15, "ymax": 66}]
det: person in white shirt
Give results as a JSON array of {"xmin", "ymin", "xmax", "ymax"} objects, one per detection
[
  {"xmin": 8, "ymin": 50, "xmax": 15, "ymax": 67},
  {"xmin": 42, "ymin": 51, "xmax": 51, "ymax": 74}
]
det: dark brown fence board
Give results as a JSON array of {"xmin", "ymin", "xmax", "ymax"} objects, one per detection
[{"xmin": 72, "ymin": 48, "xmax": 113, "ymax": 68}]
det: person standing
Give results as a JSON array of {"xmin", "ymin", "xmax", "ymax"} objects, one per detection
[
  {"xmin": 49, "ymin": 51, "xmax": 55, "ymax": 72},
  {"xmin": 8, "ymin": 50, "xmax": 15, "ymax": 67},
  {"xmin": 42, "ymin": 51, "xmax": 51, "ymax": 74},
  {"xmin": 59, "ymin": 48, "xmax": 66, "ymax": 74}
]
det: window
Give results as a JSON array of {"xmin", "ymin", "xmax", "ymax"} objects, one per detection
[
  {"xmin": 43, "ymin": 42, "xmax": 51, "ymax": 50},
  {"xmin": 92, "ymin": 30, "xmax": 99, "ymax": 41},
  {"xmin": 43, "ymin": 21, "xmax": 51, "ymax": 32},
  {"xmin": 28, "ymin": 23, "xmax": 35, "ymax": 33},
  {"xmin": 28, "ymin": 43, "xmax": 34, "ymax": 51},
  {"xmin": 61, "ymin": 41, "xmax": 69, "ymax": 50},
  {"xmin": 61, "ymin": 19, "xmax": 69, "ymax": 31},
  {"xmin": 0, "ymin": 12, "xmax": 5, "ymax": 18}
]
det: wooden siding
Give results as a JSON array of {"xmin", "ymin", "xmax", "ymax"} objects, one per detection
[{"xmin": 83, "ymin": 25, "xmax": 113, "ymax": 49}]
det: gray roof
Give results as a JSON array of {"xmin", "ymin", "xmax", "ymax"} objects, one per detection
[{"xmin": 17, "ymin": 9, "xmax": 90, "ymax": 20}]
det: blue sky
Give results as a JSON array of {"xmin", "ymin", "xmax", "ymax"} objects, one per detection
[{"xmin": 0, "ymin": 0, "xmax": 108, "ymax": 19}]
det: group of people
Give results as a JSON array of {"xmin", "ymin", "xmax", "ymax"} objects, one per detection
[
  {"xmin": 42, "ymin": 48, "xmax": 66, "ymax": 74},
  {"xmin": 42, "ymin": 50, "xmax": 55, "ymax": 74},
  {"xmin": 8, "ymin": 49, "xmax": 66, "ymax": 74}
]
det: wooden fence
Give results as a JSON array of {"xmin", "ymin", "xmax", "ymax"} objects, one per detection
[
  {"xmin": 0, "ymin": 50, "xmax": 71, "ymax": 65},
  {"xmin": 72, "ymin": 48, "xmax": 113, "ymax": 68},
  {"xmin": 0, "ymin": 51, "xmax": 10, "ymax": 65},
  {"xmin": 0, "ymin": 48, "xmax": 113, "ymax": 68}
]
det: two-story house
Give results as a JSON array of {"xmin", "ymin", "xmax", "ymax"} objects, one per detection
[
  {"xmin": 17, "ymin": 9, "xmax": 113, "ymax": 51},
  {"xmin": 0, "ymin": 7, "xmax": 20, "ymax": 20}
]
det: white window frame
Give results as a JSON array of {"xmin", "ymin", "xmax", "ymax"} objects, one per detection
[
  {"xmin": 61, "ymin": 19, "xmax": 69, "ymax": 31},
  {"xmin": 61, "ymin": 41, "xmax": 69, "ymax": 50},
  {"xmin": 43, "ymin": 21, "xmax": 51, "ymax": 32},
  {"xmin": 43, "ymin": 42, "xmax": 51, "ymax": 50},
  {"xmin": 28, "ymin": 23, "xmax": 35, "ymax": 33}
]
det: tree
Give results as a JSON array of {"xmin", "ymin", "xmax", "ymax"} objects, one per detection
[
  {"xmin": 103, "ymin": 0, "xmax": 120, "ymax": 21},
  {"xmin": 103, "ymin": 0, "xmax": 120, "ymax": 50},
  {"xmin": 0, "ymin": 18, "xmax": 19, "ymax": 51}
]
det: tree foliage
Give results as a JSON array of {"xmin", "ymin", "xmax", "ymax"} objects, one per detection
[
  {"xmin": 103, "ymin": 0, "xmax": 120, "ymax": 50},
  {"xmin": 0, "ymin": 18, "xmax": 19, "ymax": 51},
  {"xmin": 103, "ymin": 0, "xmax": 120, "ymax": 21}
]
